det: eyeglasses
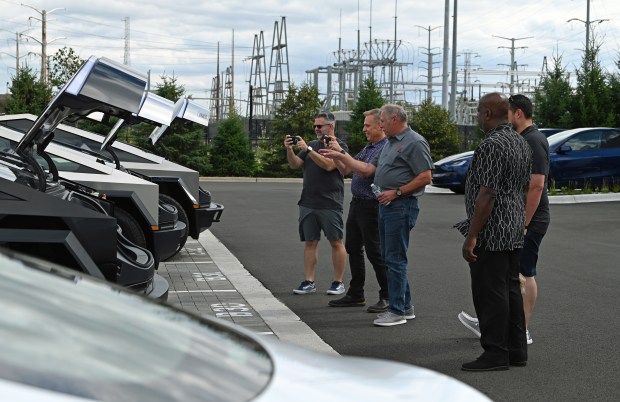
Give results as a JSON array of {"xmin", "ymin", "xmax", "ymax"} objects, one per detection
[{"xmin": 314, "ymin": 124, "xmax": 330, "ymax": 129}]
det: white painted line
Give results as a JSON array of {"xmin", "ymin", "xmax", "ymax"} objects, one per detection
[
  {"xmin": 161, "ymin": 261, "xmax": 214, "ymax": 264},
  {"xmin": 199, "ymin": 230, "xmax": 338, "ymax": 355},
  {"xmin": 169, "ymin": 290, "xmax": 238, "ymax": 293}
]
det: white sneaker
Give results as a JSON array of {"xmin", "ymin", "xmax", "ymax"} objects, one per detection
[
  {"xmin": 526, "ymin": 329, "xmax": 533, "ymax": 345},
  {"xmin": 458, "ymin": 311, "xmax": 481, "ymax": 337},
  {"xmin": 373, "ymin": 311, "xmax": 406, "ymax": 327}
]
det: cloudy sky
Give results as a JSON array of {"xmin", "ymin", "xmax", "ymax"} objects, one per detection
[{"xmin": 1, "ymin": 0, "xmax": 619, "ymax": 111}]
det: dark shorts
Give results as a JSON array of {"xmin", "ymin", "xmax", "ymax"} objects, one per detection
[
  {"xmin": 520, "ymin": 230, "xmax": 545, "ymax": 277},
  {"xmin": 298, "ymin": 206, "xmax": 344, "ymax": 242}
]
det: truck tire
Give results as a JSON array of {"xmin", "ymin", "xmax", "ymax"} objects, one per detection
[
  {"xmin": 115, "ymin": 207, "xmax": 147, "ymax": 249},
  {"xmin": 159, "ymin": 193, "xmax": 189, "ymax": 254}
]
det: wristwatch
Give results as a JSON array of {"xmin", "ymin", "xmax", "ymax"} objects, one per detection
[
  {"xmin": 396, "ymin": 187, "xmax": 402, "ymax": 197},
  {"xmin": 307, "ymin": 146, "xmax": 313, "ymax": 153}
]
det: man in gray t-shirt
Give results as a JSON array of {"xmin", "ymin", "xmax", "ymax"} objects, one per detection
[
  {"xmin": 320, "ymin": 104, "xmax": 434, "ymax": 327},
  {"xmin": 285, "ymin": 111, "xmax": 348, "ymax": 297}
]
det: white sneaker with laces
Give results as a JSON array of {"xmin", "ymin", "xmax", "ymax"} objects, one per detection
[
  {"xmin": 373, "ymin": 311, "xmax": 406, "ymax": 327},
  {"xmin": 458, "ymin": 311, "xmax": 481, "ymax": 337}
]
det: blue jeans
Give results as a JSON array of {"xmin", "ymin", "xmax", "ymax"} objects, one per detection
[{"xmin": 378, "ymin": 197, "xmax": 419, "ymax": 316}]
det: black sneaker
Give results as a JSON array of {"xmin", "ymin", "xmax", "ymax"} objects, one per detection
[
  {"xmin": 366, "ymin": 299, "xmax": 389, "ymax": 313},
  {"xmin": 328, "ymin": 295, "xmax": 365, "ymax": 307},
  {"xmin": 461, "ymin": 359, "xmax": 509, "ymax": 372}
]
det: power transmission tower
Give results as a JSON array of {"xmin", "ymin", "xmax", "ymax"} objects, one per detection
[
  {"xmin": 415, "ymin": 25, "xmax": 441, "ymax": 102},
  {"xmin": 123, "ymin": 17, "xmax": 130, "ymax": 65},
  {"xmin": 494, "ymin": 35, "xmax": 532, "ymax": 94},
  {"xmin": 221, "ymin": 66, "xmax": 233, "ymax": 119},
  {"xmin": 21, "ymin": 4, "xmax": 65, "ymax": 83},
  {"xmin": 267, "ymin": 17, "xmax": 290, "ymax": 116},
  {"xmin": 209, "ymin": 75, "xmax": 221, "ymax": 122},
  {"xmin": 246, "ymin": 31, "xmax": 268, "ymax": 118},
  {"xmin": 567, "ymin": 0, "xmax": 608, "ymax": 55}
]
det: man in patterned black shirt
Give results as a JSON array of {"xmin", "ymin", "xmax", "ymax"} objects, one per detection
[
  {"xmin": 321, "ymin": 109, "xmax": 389, "ymax": 312},
  {"xmin": 455, "ymin": 92, "xmax": 532, "ymax": 371}
]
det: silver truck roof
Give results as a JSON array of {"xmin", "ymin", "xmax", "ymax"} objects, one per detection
[{"xmin": 17, "ymin": 56, "xmax": 148, "ymax": 154}]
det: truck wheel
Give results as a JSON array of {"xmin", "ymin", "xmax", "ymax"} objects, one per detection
[
  {"xmin": 159, "ymin": 193, "xmax": 189, "ymax": 255},
  {"xmin": 115, "ymin": 207, "xmax": 147, "ymax": 249}
]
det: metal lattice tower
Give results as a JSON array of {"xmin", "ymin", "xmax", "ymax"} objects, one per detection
[
  {"xmin": 267, "ymin": 17, "xmax": 290, "ymax": 116},
  {"xmin": 209, "ymin": 74, "xmax": 223, "ymax": 121},
  {"xmin": 246, "ymin": 31, "xmax": 269, "ymax": 118},
  {"xmin": 220, "ymin": 66, "xmax": 233, "ymax": 119},
  {"xmin": 123, "ymin": 17, "xmax": 130, "ymax": 65}
]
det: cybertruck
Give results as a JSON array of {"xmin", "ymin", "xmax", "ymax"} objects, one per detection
[
  {"xmin": 0, "ymin": 98, "xmax": 223, "ymax": 251},
  {"xmin": 0, "ymin": 151, "xmax": 168, "ymax": 300},
  {"xmin": 1, "ymin": 56, "xmax": 186, "ymax": 264}
]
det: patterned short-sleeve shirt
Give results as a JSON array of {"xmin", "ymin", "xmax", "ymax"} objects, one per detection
[{"xmin": 455, "ymin": 123, "xmax": 532, "ymax": 251}]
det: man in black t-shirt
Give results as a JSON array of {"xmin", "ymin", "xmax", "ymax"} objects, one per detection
[{"xmin": 285, "ymin": 112, "xmax": 349, "ymax": 296}]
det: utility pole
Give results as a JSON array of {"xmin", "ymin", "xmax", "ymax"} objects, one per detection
[
  {"xmin": 231, "ymin": 29, "xmax": 235, "ymax": 115},
  {"xmin": 21, "ymin": 4, "xmax": 65, "ymax": 83},
  {"xmin": 442, "ymin": 0, "xmax": 450, "ymax": 110},
  {"xmin": 0, "ymin": 28, "xmax": 30, "ymax": 80},
  {"xmin": 123, "ymin": 17, "xmax": 130, "ymax": 65},
  {"xmin": 415, "ymin": 25, "xmax": 441, "ymax": 102},
  {"xmin": 494, "ymin": 35, "xmax": 532, "ymax": 94},
  {"xmin": 449, "ymin": 0, "xmax": 458, "ymax": 119},
  {"xmin": 567, "ymin": 0, "xmax": 608, "ymax": 55}
]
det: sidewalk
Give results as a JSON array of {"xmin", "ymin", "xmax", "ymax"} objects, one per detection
[{"xmin": 158, "ymin": 230, "xmax": 338, "ymax": 355}]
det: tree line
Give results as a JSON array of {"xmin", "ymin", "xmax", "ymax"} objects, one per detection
[{"xmin": 2, "ymin": 42, "xmax": 618, "ymax": 178}]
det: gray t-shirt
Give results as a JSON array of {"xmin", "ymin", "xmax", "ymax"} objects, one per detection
[
  {"xmin": 371, "ymin": 127, "xmax": 434, "ymax": 197},
  {"xmin": 297, "ymin": 138, "xmax": 349, "ymax": 210}
]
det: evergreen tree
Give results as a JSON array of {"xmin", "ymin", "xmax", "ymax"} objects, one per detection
[
  {"xmin": 345, "ymin": 77, "xmax": 385, "ymax": 155},
  {"xmin": 258, "ymin": 83, "xmax": 321, "ymax": 177},
  {"xmin": 607, "ymin": 58, "xmax": 620, "ymax": 128},
  {"xmin": 534, "ymin": 55, "xmax": 574, "ymax": 128},
  {"xmin": 409, "ymin": 99, "xmax": 461, "ymax": 161},
  {"xmin": 5, "ymin": 66, "xmax": 52, "ymax": 115},
  {"xmin": 572, "ymin": 40, "xmax": 615, "ymax": 127},
  {"xmin": 209, "ymin": 114, "xmax": 255, "ymax": 176}
]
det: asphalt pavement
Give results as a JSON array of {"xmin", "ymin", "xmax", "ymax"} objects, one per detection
[{"xmin": 178, "ymin": 179, "xmax": 620, "ymax": 402}]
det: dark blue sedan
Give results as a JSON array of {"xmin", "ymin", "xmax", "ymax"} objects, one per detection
[{"xmin": 432, "ymin": 127, "xmax": 620, "ymax": 192}]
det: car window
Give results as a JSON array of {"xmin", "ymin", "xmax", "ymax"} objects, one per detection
[
  {"xmin": 601, "ymin": 130, "xmax": 620, "ymax": 149},
  {"xmin": 0, "ymin": 137, "xmax": 12, "ymax": 152},
  {"xmin": 0, "ymin": 118, "xmax": 32, "ymax": 133},
  {"xmin": 563, "ymin": 130, "xmax": 602, "ymax": 151},
  {"xmin": 32, "ymin": 152, "xmax": 102, "ymax": 174}
]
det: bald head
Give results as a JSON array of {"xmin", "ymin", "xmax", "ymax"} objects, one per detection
[{"xmin": 477, "ymin": 92, "xmax": 509, "ymax": 131}]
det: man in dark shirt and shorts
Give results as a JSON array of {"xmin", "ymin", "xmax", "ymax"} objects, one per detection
[
  {"xmin": 455, "ymin": 92, "xmax": 532, "ymax": 371},
  {"xmin": 286, "ymin": 112, "xmax": 349, "ymax": 296}
]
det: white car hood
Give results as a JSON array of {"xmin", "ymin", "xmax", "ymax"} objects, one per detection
[{"xmin": 256, "ymin": 337, "xmax": 491, "ymax": 402}]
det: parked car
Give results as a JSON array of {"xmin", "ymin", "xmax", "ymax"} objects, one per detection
[
  {"xmin": 547, "ymin": 127, "xmax": 620, "ymax": 188},
  {"xmin": 0, "ymin": 247, "xmax": 490, "ymax": 402},
  {"xmin": 431, "ymin": 126, "xmax": 620, "ymax": 193},
  {"xmin": 431, "ymin": 150, "xmax": 474, "ymax": 193},
  {"xmin": 2, "ymin": 56, "xmax": 186, "ymax": 263}
]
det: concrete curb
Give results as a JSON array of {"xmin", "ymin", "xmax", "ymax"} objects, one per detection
[{"xmin": 198, "ymin": 230, "xmax": 338, "ymax": 355}]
